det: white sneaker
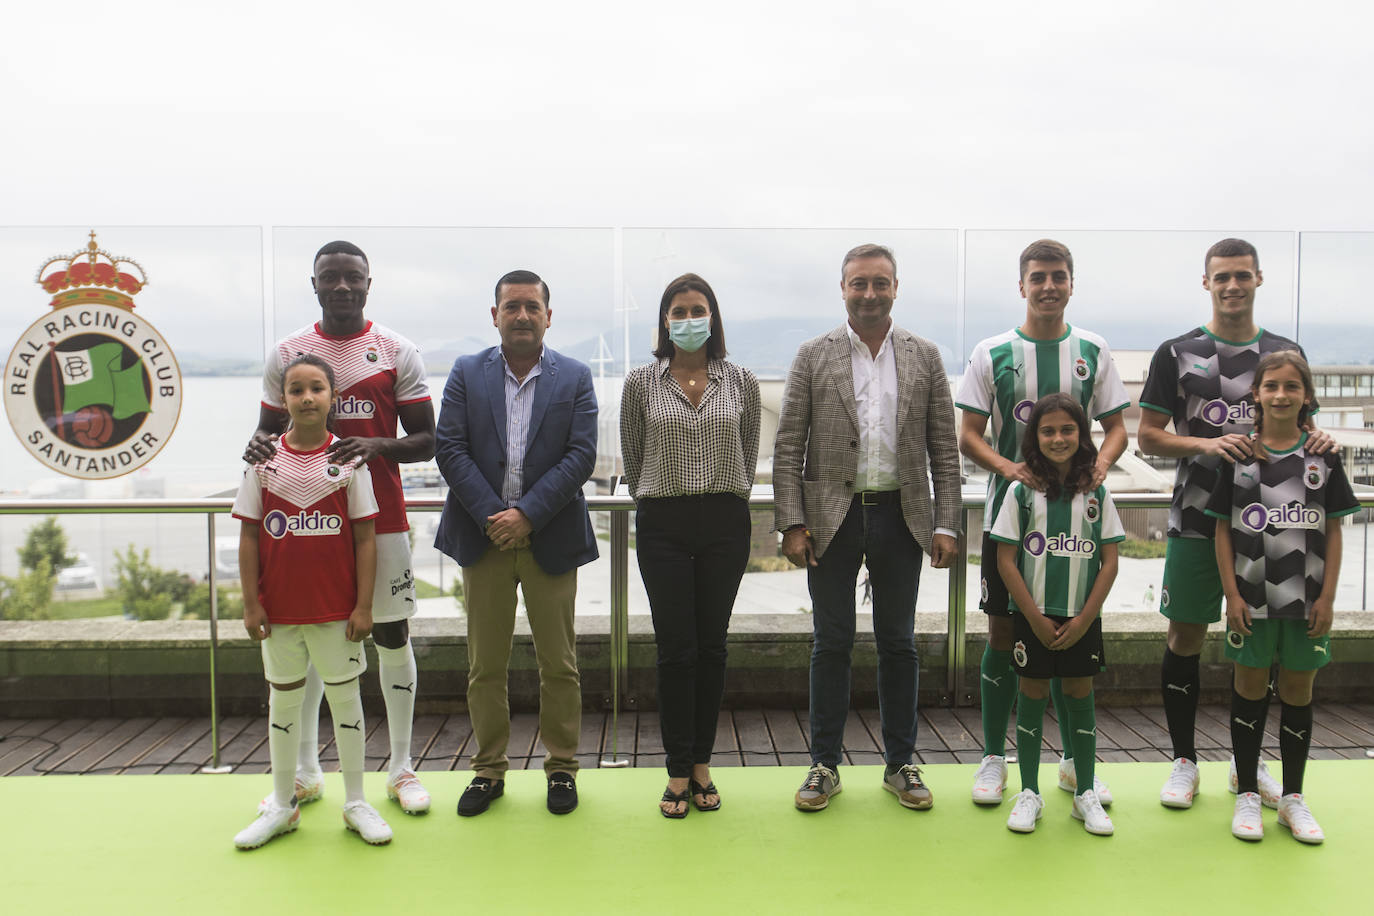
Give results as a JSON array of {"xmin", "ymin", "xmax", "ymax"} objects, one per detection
[
  {"xmin": 386, "ymin": 768, "xmax": 432, "ymax": 814},
  {"xmin": 1228, "ymin": 757, "xmax": 1281, "ymax": 809},
  {"xmin": 1005, "ymin": 789, "xmax": 1044, "ymax": 833},
  {"xmin": 1072, "ymin": 788, "xmax": 1114, "ymax": 836},
  {"xmin": 1277, "ymin": 794, "xmax": 1325, "ymax": 844},
  {"xmin": 1231, "ymin": 791, "xmax": 1264, "ymax": 841},
  {"xmin": 260, "ymin": 770, "xmax": 324, "ymax": 811},
  {"xmin": 1057, "ymin": 757, "xmax": 1113, "ymax": 806},
  {"xmin": 1160, "ymin": 757, "xmax": 1200, "ymax": 809},
  {"xmin": 971, "ymin": 755, "xmax": 1007, "ymax": 806},
  {"xmin": 234, "ymin": 799, "xmax": 299, "ymax": 849},
  {"xmin": 343, "ymin": 800, "xmax": 393, "ymax": 845},
  {"xmin": 294, "ymin": 769, "xmax": 324, "ymax": 804}
]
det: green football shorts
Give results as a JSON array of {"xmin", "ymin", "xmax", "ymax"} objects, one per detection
[
  {"xmin": 1225, "ymin": 618, "xmax": 1332, "ymax": 671},
  {"xmin": 1160, "ymin": 536, "xmax": 1224, "ymax": 625}
]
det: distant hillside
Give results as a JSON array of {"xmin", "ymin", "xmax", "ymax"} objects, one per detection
[{"xmin": 178, "ymin": 354, "xmax": 263, "ymax": 377}]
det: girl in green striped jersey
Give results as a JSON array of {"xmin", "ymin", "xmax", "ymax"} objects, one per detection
[{"xmin": 993, "ymin": 394, "xmax": 1123, "ymax": 836}]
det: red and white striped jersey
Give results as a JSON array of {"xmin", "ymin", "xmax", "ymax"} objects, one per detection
[
  {"xmin": 262, "ymin": 320, "xmax": 429, "ymax": 534},
  {"xmin": 232, "ymin": 433, "xmax": 379, "ymax": 625}
]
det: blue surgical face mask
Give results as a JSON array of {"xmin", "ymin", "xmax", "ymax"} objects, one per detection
[{"xmin": 667, "ymin": 316, "xmax": 711, "ymax": 353}]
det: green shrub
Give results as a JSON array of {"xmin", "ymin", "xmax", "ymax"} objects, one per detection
[
  {"xmin": 113, "ymin": 545, "xmax": 196, "ymax": 620},
  {"xmin": 0, "ymin": 559, "xmax": 55, "ymax": 620},
  {"xmin": 1118, "ymin": 538, "xmax": 1168, "ymax": 559},
  {"xmin": 745, "ymin": 555, "xmax": 794, "ymax": 573},
  {"xmin": 18, "ymin": 517, "xmax": 74, "ymax": 574}
]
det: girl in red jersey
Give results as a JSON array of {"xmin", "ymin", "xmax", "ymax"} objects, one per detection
[{"xmin": 232, "ymin": 354, "xmax": 392, "ymax": 848}]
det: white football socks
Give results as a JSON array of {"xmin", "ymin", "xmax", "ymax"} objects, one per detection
[
  {"xmin": 377, "ymin": 642, "xmax": 418, "ymax": 775},
  {"xmin": 267, "ymin": 685, "xmax": 306, "ymax": 807},
  {"xmin": 323, "ymin": 679, "xmax": 367, "ymax": 804},
  {"xmin": 296, "ymin": 664, "xmax": 325, "ymax": 776}
]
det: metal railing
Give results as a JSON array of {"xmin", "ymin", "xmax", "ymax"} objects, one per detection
[{"xmin": 5, "ymin": 492, "xmax": 1370, "ymax": 770}]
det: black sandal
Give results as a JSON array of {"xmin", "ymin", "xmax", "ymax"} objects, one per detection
[
  {"xmin": 660, "ymin": 785, "xmax": 689, "ymax": 819},
  {"xmin": 690, "ymin": 778, "xmax": 722, "ymax": 812}
]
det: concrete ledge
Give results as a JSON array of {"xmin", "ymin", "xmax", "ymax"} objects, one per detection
[{"xmin": 2, "ymin": 612, "xmax": 1371, "ymax": 716}]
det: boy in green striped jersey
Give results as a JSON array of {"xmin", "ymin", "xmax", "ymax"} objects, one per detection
[
  {"xmin": 956, "ymin": 240, "xmax": 1129, "ymax": 807},
  {"xmin": 992, "ymin": 394, "xmax": 1124, "ymax": 836}
]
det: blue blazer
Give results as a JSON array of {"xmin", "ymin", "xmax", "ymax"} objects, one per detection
[{"xmin": 433, "ymin": 345, "xmax": 599, "ymax": 576}]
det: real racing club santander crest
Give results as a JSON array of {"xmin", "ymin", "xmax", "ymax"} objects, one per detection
[{"xmin": 4, "ymin": 232, "xmax": 182, "ymax": 480}]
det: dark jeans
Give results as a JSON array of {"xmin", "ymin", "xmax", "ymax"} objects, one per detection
[
  {"xmin": 807, "ymin": 493, "xmax": 923, "ymax": 768},
  {"xmin": 636, "ymin": 494, "xmax": 752, "ymax": 778}
]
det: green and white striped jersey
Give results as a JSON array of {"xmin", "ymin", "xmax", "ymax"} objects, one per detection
[
  {"xmin": 956, "ymin": 325, "xmax": 1130, "ymax": 530},
  {"xmin": 990, "ymin": 482, "xmax": 1125, "ymax": 617}
]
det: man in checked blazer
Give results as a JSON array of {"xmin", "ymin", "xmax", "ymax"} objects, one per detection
[{"xmin": 774, "ymin": 243, "xmax": 961, "ymax": 812}]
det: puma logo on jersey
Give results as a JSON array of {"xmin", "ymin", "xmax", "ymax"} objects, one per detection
[
  {"xmin": 1090, "ymin": 654, "xmax": 1100, "ymax": 662},
  {"xmin": 1233, "ymin": 717, "xmax": 1259, "ymax": 731},
  {"xmin": 403, "ymin": 596, "xmax": 414, "ymax": 604},
  {"xmin": 1166, "ymin": 683, "xmax": 1191, "ymax": 695},
  {"xmin": 340, "ymin": 720, "xmax": 361, "ymax": 730},
  {"xmin": 392, "ymin": 682, "xmax": 414, "ymax": 693},
  {"xmin": 271, "ymin": 723, "xmax": 292, "ymax": 733},
  {"xmin": 1312, "ymin": 645, "xmax": 1328, "ymax": 655},
  {"xmin": 1191, "ymin": 362, "xmax": 1211, "ymax": 374},
  {"xmin": 1075, "ymin": 728, "xmax": 1096, "ymax": 737},
  {"xmin": 348, "ymin": 654, "xmax": 361, "ymax": 665},
  {"xmin": 1016, "ymin": 725, "xmax": 1039, "ymax": 737},
  {"xmin": 1239, "ymin": 469, "xmax": 1257, "ymax": 482},
  {"xmin": 981, "ymin": 673, "xmax": 1003, "ymax": 687},
  {"xmin": 1010, "ymin": 363, "xmax": 1024, "ymax": 378},
  {"xmin": 1282, "ymin": 726, "xmax": 1308, "ymax": 740}
]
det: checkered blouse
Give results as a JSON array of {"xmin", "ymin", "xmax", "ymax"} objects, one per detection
[{"xmin": 619, "ymin": 357, "xmax": 760, "ymax": 500}]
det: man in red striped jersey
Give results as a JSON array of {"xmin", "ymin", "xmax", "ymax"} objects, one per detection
[{"xmin": 244, "ymin": 240, "xmax": 436, "ymax": 815}]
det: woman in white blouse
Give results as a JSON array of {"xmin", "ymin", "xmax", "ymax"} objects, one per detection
[{"xmin": 620, "ymin": 273, "xmax": 761, "ymax": 818}]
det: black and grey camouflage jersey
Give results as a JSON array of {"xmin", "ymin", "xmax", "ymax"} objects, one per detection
[
  {"xmin": 1204, "ymin": 436, "xmax": 1358, "ymax": 620},
  {"xmin": 1139, "ymin": 327, "xmax": 1309, "ymax": 539}
]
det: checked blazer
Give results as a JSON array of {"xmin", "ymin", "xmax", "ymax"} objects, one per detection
[{"xmin": 772, "ymin": 323, "xmax": 962, "ymax": 559}]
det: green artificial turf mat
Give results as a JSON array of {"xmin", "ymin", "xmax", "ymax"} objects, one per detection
[{"xmin": 4, "ymin": 760, "xmax": 1369, "ymax": 914}]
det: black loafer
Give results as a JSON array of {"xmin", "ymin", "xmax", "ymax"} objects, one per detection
[
  {"xmin": 547, "ymin": 771, "xmax": 578, "ymax": 815},
  {"xmin": 457, "ymin": 777, "xmax": 504, "ymax": 816}
]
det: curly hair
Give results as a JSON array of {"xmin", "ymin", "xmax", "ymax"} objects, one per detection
[{"xmin": 1020, "ymin": 392, "xmax": 1098, "ymax": 500}]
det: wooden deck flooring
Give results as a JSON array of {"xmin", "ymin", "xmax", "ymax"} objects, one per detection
[{"xmin": 3, "ymin": 704, "xmax": 1372, "ymax": 776}]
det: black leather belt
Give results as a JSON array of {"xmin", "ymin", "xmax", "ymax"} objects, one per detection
[{"xmin": 856, "ymin": 490, "xmax": 900, "ymax": 506}]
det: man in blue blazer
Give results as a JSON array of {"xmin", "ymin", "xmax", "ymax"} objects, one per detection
[{"xmin": 434, "ymin": 269, "xmax": 598, "ymax": 817}]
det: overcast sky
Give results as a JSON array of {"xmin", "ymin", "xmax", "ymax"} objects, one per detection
[
  {"xmin": 5, "ymin": 0, "xmax": 1373, "ymax": 230},
  {"xmin": 3, "ymin": 1, "xmax": 1373, "ymax": 375}
]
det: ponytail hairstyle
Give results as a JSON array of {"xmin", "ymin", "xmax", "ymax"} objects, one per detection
[
  {"xmin": 281, "ymin": 353, "xmax": 339, "ymax": 433},
  {"xmin": 1250, "ymin": 349, "xmax": 1315, "ymax": 461},
  {"xmin": 1020, "ymin": 392, "xmax": 1098, "ymax": 500}
]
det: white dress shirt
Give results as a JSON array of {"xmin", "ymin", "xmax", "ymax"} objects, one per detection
[
  {"xmin": 848, "ymin": 323, "xmax": 899, "ymax": 491},
  {"xmin": 847, "ymin": 322, "xmax": 956, "ymax": 541}
]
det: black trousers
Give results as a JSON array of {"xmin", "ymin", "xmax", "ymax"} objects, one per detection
[{"xmin": 635, "ymin": 494, "xmax": 752, "ymax": 777}]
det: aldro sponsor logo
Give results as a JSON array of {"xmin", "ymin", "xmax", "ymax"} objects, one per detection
[
  {"xmin": 262, "ymin": 509, "xmax": 344, "ymax": 539},
  {"xmin": 1239, "ymin": 501, "xmax": 1322, "ymax": 533},
  {"xmin": 1022, "ymin": 531, "xmax": 1096, "ymax": 559},
  {"xmin": 1200, "ymin": 398, "xmax": 1256, "ymax": 428},
  {"xmin": 4, "ymin": 233, "xmax": 182, "ymax": 479},
  {"xmin": 1012, "ymin": 399, "xmax": 1035, "ymax": 424},
  {"xmin": 335, "ymin": 395, "xmax": 376, "ymax": 419}
]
